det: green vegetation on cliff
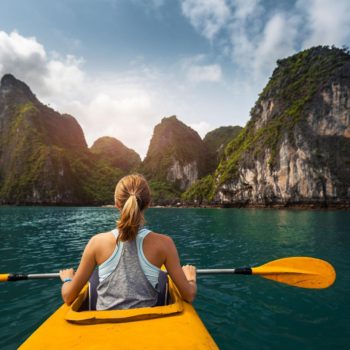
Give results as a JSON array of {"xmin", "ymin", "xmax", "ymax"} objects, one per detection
[
  {"xmin": 0, "ymin": 75, "xmax": 124, "ymax": 205},
  {"xmin": 219, "ymin": 46, "xmax": 350, "ymax": 182},
  {"xmin": 148, "ymin": 180, "xmax": 181, "ymax": 204},
  {"xmin": 184, "ymin": 46, "xmax": 350, "ymax": 203},
  {"xmin": 203, "ymin": 126, "xmax": 242, "ymax": 172},
  {"xmin": 91, "ymin": 136, "xmax": 141, "ymax": 172},
  {"xmin": 182, "ymin": 175, "xmax": 215, "ymax": 203}
]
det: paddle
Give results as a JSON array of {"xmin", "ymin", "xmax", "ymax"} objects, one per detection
[
  {"xmin": 197, "ymin": 257, "xmax": 336, "ymax": 289},
  {"xmin": 0, "ymin": 273, "xmax": 59, "ymax": 281},
  {"xmin": 0, "ymin": 257, "xmax": 336, "ymax": 289}
]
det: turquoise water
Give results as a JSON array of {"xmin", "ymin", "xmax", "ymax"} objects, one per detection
[{"xmin": 0, "ymin": 207, "xmax": 349, "ymax": 349}]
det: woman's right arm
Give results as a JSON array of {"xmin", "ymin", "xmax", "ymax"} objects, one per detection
[
  {"xmin": 163, "ymin": 236, "xmax": 197, "ymax": 303},
  {"xmin": 60, "ymin": 236, "xmax": 97, "ymax": 305}
]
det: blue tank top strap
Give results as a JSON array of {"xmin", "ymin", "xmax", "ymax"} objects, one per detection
[
  {"xmin": 136, "ymin": 228, "xmax": 161, "ymax": 289},
  {"xmin": 137, "ymin": 227, "xmax": 151, "ymax": 238},
  {"xmin": 98, "ymin": 227, "xmax": 160, "ymax": 288},
  {"xmin": 98, "ymin": 229, "xmax": 123, "ymax": 282}
]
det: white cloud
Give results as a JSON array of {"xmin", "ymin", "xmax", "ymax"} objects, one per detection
[
  {"xmin": 232, "ymin": 0, "xmax": 261, "ymax": 20},
  {"xmin": 0, "ymin": 30, "xmax": 219, "ymax": 159},
  {"xmin": 0, "ymin": 31, "xmax": 86, "ymax": 103},
  {"xmin": 187, "ymin": 63, "xmax": 222, "ymax": 83},
  {"xmin": 253, "ymin": 13, "xmax": 300, "ymax": 80},
  {"xmin": 0, "ymin": 30, "xmax": 162, "ymax": 158},
  {"xmin": 0, "ymin": 31, "xmax": 48, "ymax": 89},
  {"xmin": 180, "ymin": 0, "xmax": 230, "ymax": 40},
  {"xmin": 297, "ymin": 0, "xmax": 350, "ymax": 48},
  {"xmin": 182, "ymin": 0, "xmax": 350, "ymax": 86},
  {"xmin": 178, "ymin": 0, "xmax": 350, "ymax": 136}
]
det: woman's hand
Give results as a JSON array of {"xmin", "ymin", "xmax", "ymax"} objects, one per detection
[
  {"xmin": 59, "ymin": 268, "xmax": 74, "ymax": 282},
  {"xmin": 182, "ymin": 264, "xmax": 196, "ymax": 282}
]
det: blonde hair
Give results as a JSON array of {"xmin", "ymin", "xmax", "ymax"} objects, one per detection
[{"xmin": 115, "ymin": 174, "xmax": 151, "ymax": 242}]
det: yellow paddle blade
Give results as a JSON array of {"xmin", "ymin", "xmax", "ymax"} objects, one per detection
[
  {"xmin": 251, "ymin": 257, "xmax": 336, "ymax": 289},
  {"xmin": 0, "ymin": 274, "xmax": 9, "ymax": 282}
]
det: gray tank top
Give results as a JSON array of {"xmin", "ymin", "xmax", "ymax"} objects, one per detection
[{"xmin": 96, "ymin": 237, "xmax": 159, "ymax": 310}]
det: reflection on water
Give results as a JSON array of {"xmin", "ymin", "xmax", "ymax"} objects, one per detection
[{"xmin": 0, "ymin": 207, "xmax": 349, "ymax": 350}]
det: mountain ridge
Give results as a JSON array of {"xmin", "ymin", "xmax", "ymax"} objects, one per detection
[
  {"xmin": 184, "ymin": 46, "xmax": 350, "ymax": 207},
  {"xmin": 1, "ymin": 46, "xmax": 349, "ymax": 208}
]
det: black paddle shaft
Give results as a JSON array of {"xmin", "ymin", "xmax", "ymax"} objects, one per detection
[
  {"xmin": 196, "ymin": 267, "xmax": 252, "ymax": 275},
  {"xmin": 7, "ymin": 274, "xmax": 29, "ymax": 281}
]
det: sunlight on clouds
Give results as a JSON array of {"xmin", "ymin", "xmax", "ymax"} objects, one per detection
[
  {"xmin": 0, "ymin": 30, "xmax": 214, "ymax": 159},
  {"xmin": 0, "ymin": 30, "xmax": 160, "ymax": 158},
  {"xmin": 44, "ymin": 55, "xmax": 85, "ymax": 98},
  {"xmin": 67, "ymin": 88, "xmax": 157, "ymax": 158}
]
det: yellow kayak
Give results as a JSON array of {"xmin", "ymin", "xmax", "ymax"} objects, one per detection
[{"xmin": 19, "ymin": 278, "xmax": 218, "ymax": 349}]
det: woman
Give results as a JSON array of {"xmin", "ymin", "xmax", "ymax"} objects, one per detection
[{"xmin": 59, "ymin": 174, "xmax": 197, "ymax": 309}]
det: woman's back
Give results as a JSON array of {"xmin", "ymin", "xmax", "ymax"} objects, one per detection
[
  {"xmin": 59, "ymin": 174, "xmax": 197, "ymax": 308},
  {"xmin": 96, "ymin": 228, "xmax": 160, "ymax": 310},
  {"xmin": 94, "ymin": 230, "xmax": 167, "ymax": 271}
]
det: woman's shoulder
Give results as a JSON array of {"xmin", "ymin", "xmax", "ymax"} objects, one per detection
[
  {"xmin": 145, "ymin": 231, "xmax": 175, "ymax": 248},
  {"xmin": 91, "ymin": 230, "xmax": 114, "ymax": 241},
  {"xmin": 89, "ymin": 231, "xmax": 115, "ymax": 249}
]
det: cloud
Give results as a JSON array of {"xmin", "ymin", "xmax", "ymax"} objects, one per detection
[
  {"xmin": 0, "ymin": 31, "xmax": 48, "ymax": 89},
  {"xmin": 180, "ymin": 0, "xmax": 230, "ymax": 40},
  {"xmin": 187, "ymin": 63, "xmax": 222, "ymax": 83},
  {"xmin": 0, "ymin": 30, "xmax": 217, "ymax": 159},
  {"xmin": 298, "ymin": 0, "xmax": 350, "ymax": 48},
  {"xmin": 182, "ymin": 0, "xmax": 350, "ymax": 82},
  {"xmin": 0, "ymin": 30, "xmax": 161, "ymax": 158},
  {"xmin": 0, "ymin": 30, "xmax": 85, "ymax": 102},
  {"xmin": 179, "ymin": 0, "xmax": 350, "ymax": 128},
  {"xmin": 252, "ymin": 13, "xmax": 300, "ymax": 80}
]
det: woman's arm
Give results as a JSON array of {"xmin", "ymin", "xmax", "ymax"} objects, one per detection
[
  {"xmin": 163, "ymin": 236, "xmax": 197, "ymax": 303},
  {"xmin": 59, "ymin": 236, "xmax": 97, "ymax": 305}
]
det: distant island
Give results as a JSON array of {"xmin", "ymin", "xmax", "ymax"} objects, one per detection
[{"xmin": 0, "ymin": 46, "xmax": 349, "ymax": 208}]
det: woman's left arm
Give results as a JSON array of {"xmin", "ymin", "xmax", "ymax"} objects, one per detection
[{"xmin": 60, "ymin": 236, "xmax": 97, "ymax": 305}]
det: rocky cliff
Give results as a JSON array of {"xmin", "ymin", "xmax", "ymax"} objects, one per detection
[
  {"xmin": 212, "ymin": 46, "xmax": 350, "ymax": 207},
  {"xmin": 142, "ymin": 116, "xmax": 208, "ymax": 201},
  {"xmin": 0, "ymin": 74, "xmax": 124, "ymax": 204}
]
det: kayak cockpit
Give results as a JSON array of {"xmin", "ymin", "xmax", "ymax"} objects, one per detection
[{"xmin": 64, "ymin": 276, "xmax": 183, "ymax": 325}]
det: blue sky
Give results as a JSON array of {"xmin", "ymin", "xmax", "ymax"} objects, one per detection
[{"xmin": 1, "ymin": 0, "xmax": 350, "ymax": 158}]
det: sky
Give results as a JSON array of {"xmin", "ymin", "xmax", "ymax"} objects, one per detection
[{"xmin": 0, "ymin": 0, "xmax": 350, "ymax": 158}]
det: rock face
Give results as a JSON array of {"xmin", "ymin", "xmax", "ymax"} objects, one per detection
[
  {"xmin": 143, "ymin": 116, "xmax": 208, "ymax": 192},
  {"xmin": 214, "ymin": 46, "xmax": 350, "ymax": 206},
  {"xmin": 0, "ymin": 74, "xmax": 123, "ymax": 204},
  {"xmin": 91, "ymin": 136, "xmax": 141, "ymax": 172}
]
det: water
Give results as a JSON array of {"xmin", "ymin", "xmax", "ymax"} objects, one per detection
[{"xmin": 0, "ymin": 207, "xmax": 349, "ymax": 349}]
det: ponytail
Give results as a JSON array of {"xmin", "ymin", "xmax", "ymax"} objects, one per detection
[
  {"xmin": 115, "ymin": 174, "xmax": 151, "ymax": 242},
  {"xmin": 117, "ymin": 194, "xmax": 142, "ymax": 242}
]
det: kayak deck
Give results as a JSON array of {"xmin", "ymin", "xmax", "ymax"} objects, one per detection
[{"xmin": 19, "ymin": 279, "xmax": 218, "ymax": 349}]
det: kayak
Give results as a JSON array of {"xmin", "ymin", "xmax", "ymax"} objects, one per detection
[{"xmin": 19, "ymin": 278, "xmax": 218, "ymax": 349}]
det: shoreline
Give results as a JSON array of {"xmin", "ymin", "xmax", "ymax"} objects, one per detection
[{"xmin": 1, "ymin": 202, "xmax": 349, "ymax": 210}]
